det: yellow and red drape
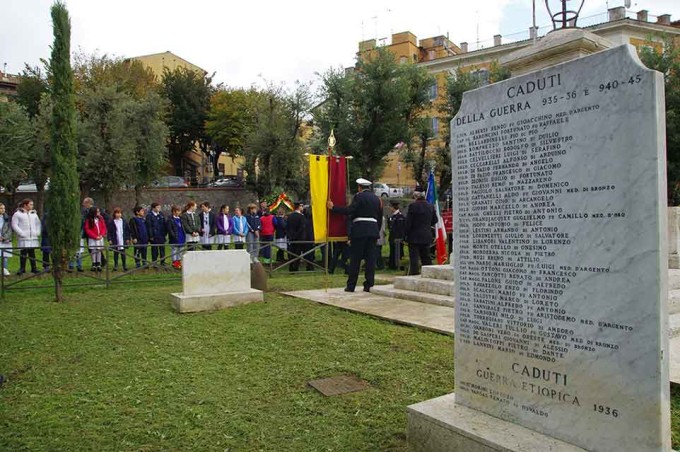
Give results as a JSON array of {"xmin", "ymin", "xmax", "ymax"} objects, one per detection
[{"xmin": 308, "ymin": 155, "xmax": 348, "ymax": 242}]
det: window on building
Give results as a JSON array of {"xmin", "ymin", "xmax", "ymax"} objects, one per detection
[
  {"xmin": 429, "ymin": 82, "xmax": 438, "ymax": 100},
  {"xmin": 400, "ymin": 56, "xmax": 408, "ymax": 64},
  {"xmin": 471, "ymin": 68, "xmax": 490, "ymax": 86},
  {"xmin": 431, "ymin": 117, "xmax": 440, "ymax": 136},
  {"xmin": 218, "ymin": 163, "xmax": 225, "ymax": 176},
  {"xmin": 428, "ymin": 50, "xmax": 436, "ymax": 60}
]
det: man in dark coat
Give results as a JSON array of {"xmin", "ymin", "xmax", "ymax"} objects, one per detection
[
  {"xmin": 286, "ymin": 201, "xmax": 307, "ymax": 272},
  {"xmin": 405, "ymin": 191, "xmax": 437, "ymax": 275},
  {"xmin": 146, "ymin": 202, "xmax": 167, "ymax": 265},
  {"xmin": 387, "ymin": 201, "xmax": 406, "ymax": 270},
  {"xmin": 327, "ymin": 178, "xmax": 382, "ymax": 292}
]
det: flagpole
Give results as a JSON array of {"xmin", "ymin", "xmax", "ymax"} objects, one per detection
[{"xmin": 324, "ymin": 130, "xmax": 336, "ymax": 292}]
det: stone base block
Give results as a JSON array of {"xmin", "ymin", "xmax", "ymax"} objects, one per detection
[
  {"xmin": 171, "ymin": 289, "xmax": 263, "ymax": 313},
  {"xmin": 407, "ymin": 393, "xmax": 585, "ymax": 452},
  {"xmin": 421, "ymin": 265, "xmax": 455, "ymax": 281}
]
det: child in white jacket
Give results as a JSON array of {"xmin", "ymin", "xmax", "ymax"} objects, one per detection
[{"xmin": 11, "ymin": 198, "xmax": 41, "ymax": 275}]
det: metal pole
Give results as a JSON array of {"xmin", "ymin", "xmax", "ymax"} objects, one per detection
[{"xmin": 532, "ymin": 0, "xmax": 537, "ymax": 44}]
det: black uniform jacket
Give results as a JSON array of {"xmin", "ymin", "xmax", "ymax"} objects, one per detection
[
  {"xmin": 286, "ymin": 211, "xmax": 307, "ymax": 242},
  {"xmin": 405, "ymin": 199, "xmax": 436, "ymax": 245},
  {"xmin": 331, "ymin": 190, "xmax": 382, "ymax": 239}
]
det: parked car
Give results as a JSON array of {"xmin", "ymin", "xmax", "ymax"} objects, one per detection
[
  {"xmin": 150, "ymin": 176, "xmax": 188, "ymax": 188},
  {"xmin": 15, "ymin": 179, "xmax": 50, "ymax": 193},
  {"xmin": 372, "ymin": 182, "xmax": 404, "ymax": 198},
  {"xmin": 209, "ymin": 176, "xmax": 243, "ymax": 188}
]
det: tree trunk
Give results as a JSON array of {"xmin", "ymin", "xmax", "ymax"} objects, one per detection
[
  {"xmin": 134, "ymin": 185, "xmax": 142, "ymax": 205},
  {"xmin": 212, "ymin": 150, "xmax": 223, "ymax": 176},
  {"xmin": 52, "ymin": 251, "xmax": 64, "ymax": 302},
  {"xmin": 103, "ymin": 190, "xmax": 111, "ymax": 214}
]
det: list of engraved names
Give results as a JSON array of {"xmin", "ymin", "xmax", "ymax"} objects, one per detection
[{"xmin": 453, "ymin": 67, "xmax": 649, "ymax": 418}]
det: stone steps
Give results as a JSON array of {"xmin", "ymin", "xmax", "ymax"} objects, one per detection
[
  {"xmin": 370, "ymin": 285, "xmax": 456, "ymax": 308},
  {"xmin": 394, "ymin": 275, "xmax": 455, "ymax": 297},
  {"xmin": 421, "ymin": 265, "xmax": 455, "ymax": 281}
]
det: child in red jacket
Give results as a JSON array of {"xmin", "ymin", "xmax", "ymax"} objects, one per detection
[
  {"xmin": 84, "ymin": 206, "xmax": 107, "ymax": 272},
  {"xmin": 259, "ymin": 209, "xmax": 275, "ymax": 264}
]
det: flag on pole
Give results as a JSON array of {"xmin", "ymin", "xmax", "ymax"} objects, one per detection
[
  {"xmin": 309, "ymin": 155, "xmax": 329, "ymax": 242},
  {"xmin": 426, "ymin": 170, "xmax": 447, "ymax": 265},
  {"xmin": 327, "ymin": 156, "xmax": 348, "ymax": 240},
  {"xmin": 308, "ymin": 154, "xmax": 348, "ymax": 242}
]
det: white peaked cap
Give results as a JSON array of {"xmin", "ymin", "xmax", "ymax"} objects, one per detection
[{"xmin": 356, "ymin": 178, "xmax": 372, "ymax": 186}]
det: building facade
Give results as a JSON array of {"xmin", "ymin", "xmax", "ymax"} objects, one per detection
[
  {"xmin": 357, "ymin": 8, "xmax": 680, "ymax": 188},
  {"xmin": 127, "ymin": 51, "xmax": 244, "ymax": 184}
]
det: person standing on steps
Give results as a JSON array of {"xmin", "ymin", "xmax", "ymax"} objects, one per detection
[
  {"xmin": 387, "ymin": 201, "xmax": 406, "ymax": 270},
  {"xmin": 404, "ymin": 191, "xmax": 437, "ymax": 275},
  {"xmin": 327, "ymin": 178, "xmax": 382, "ymax": 293}
]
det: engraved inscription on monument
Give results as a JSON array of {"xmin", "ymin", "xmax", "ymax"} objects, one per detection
[{"xmin": 452, "ymin": 45, "xmax": 669, "ymax": 451}]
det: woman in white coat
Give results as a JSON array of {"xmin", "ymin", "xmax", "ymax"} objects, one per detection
[{"xmin": 11, "ymin": 198, "xmax": 41, "ymax": 275}]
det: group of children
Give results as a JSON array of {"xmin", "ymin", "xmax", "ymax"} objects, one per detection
[
  {"xmin": 0, "ymin": 196, "xmax": 413, "ymax": 276},
  {"xmin": 0, "ymin": 198, "xmax": 292, "ymax": 275},
  {"xmin": 97, "ymin": 200, "xmax": 290, "ymax": 271}
]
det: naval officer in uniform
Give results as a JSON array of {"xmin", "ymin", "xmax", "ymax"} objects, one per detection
[{"xmin": 327, "ymin": 178, "xmax": 383, "ymax": 292}]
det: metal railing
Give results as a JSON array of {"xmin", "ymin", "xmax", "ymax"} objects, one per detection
[{"xmin": 0, "ymin": 239, "xmax": 408, "ymax": 296}]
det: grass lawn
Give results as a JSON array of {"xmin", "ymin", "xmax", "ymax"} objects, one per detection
[
  {"xmin": 0, "ymin": 272, "xmax": 453, "ymax": 451},
  {"xmin": 1, "ymin": 271, "xmax": 679, "ymax": 450}
]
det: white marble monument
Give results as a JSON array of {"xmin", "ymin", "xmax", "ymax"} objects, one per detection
[
  {"xmin": 409, "ymin": 45, "xmax": 670, "ymax": 451},
  {"xmin": 171, "ymin": 250, "xmax": 263, "ymax": 313}
]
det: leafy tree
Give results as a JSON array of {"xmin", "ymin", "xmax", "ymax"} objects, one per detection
[
  {"xmin": 15, "ymin": 65, "xmax": 49, "ymax": 119},
  {"xmin": 29, "ymin": 95, "xmax": 54, "ymax": 214},
  {"xmin": 72, "ymin": 52, "xmax": 168, "ymax": 204},
  {"xmin": 161, "ymin": 66, "xmax": 213, "ymax": 176},
  {"xmin": 127, "ymin": 91, "xmax": 169, "ymax": 204},
  {"xmin": 206, "ymin": 88, "xmax": 255, "ymax": 175},
  {"xmin": 313, "ymin": 66, "xmax": 359, "ymax": 159},
  {"xmin": 243, "ymin": 82, "xmax": 312, "ymax": 198},
  {"xmin": 46, "ymin": 1, "xmax": 81, "ymax": 302},
  {"xmin": 439, "ymin": 62, "xmax": 510, "ymax": 191},
  {"xmin": 77, "ymin": 85, "xmax": 136, "ymax": 208},
  {"xmin": 398, "ymin": 63, "xmax": 436, "ymax": 189},
  {"xmin": 73, "ymin": 52, "xmax": 157, "ymax": 100},
  {"xmin": 0, "ymin": 102, "xmax": 33, "ymax": 188},
  {"xmin": 640, "ymin": 36, "xmax": 680, "ymax": 205},
  {"xmin": 315, "ymin": 49, "xmax": 432, "ymax": 183}
]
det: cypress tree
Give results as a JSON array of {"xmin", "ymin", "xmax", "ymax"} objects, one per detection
[{"xmin": 47, "ymin": 1, "xmax": 80, "ymax": 301}]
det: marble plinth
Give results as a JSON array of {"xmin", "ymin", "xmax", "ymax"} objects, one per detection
[
  {"xmin": 408, "ymin": 393, "xmax": 585, "ymax": 452},
  {"xmin": 171, "ymin": 289, "xmax": 263, "ymax": 313},
  {"xmin": 172, "ymin": 250, "xmax": 262, "ymax": 313}
]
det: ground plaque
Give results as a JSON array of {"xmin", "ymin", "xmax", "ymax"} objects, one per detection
[{"xmin": 452, "ymin": 45, "xmax": 669, "ymax": 451}]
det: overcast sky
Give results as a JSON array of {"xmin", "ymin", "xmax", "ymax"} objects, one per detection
[{"xmin": 2, "ymin": 0, "xmax": 679, "ymax": 89}]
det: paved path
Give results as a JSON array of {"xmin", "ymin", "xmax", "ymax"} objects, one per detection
[{"xmin": 282, "ymin": 287, "xmax": 454, "ymax": 336}]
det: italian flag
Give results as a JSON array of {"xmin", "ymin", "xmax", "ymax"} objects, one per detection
[{"xmin": 426, "ymin": 170, "xmax": 448, "ymax": 265}]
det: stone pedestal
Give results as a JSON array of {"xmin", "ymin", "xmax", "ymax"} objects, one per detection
[
  {"xmin": 500, "ymin": 28, "xmax": 612, "ymax": 76},
  {"xmin": 171, "ymin": 250, "xmax": 263, "ymax": 313},
  {"xmin": 408, "ymin": 394, "xmax": 585, "ymax": 452}
]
